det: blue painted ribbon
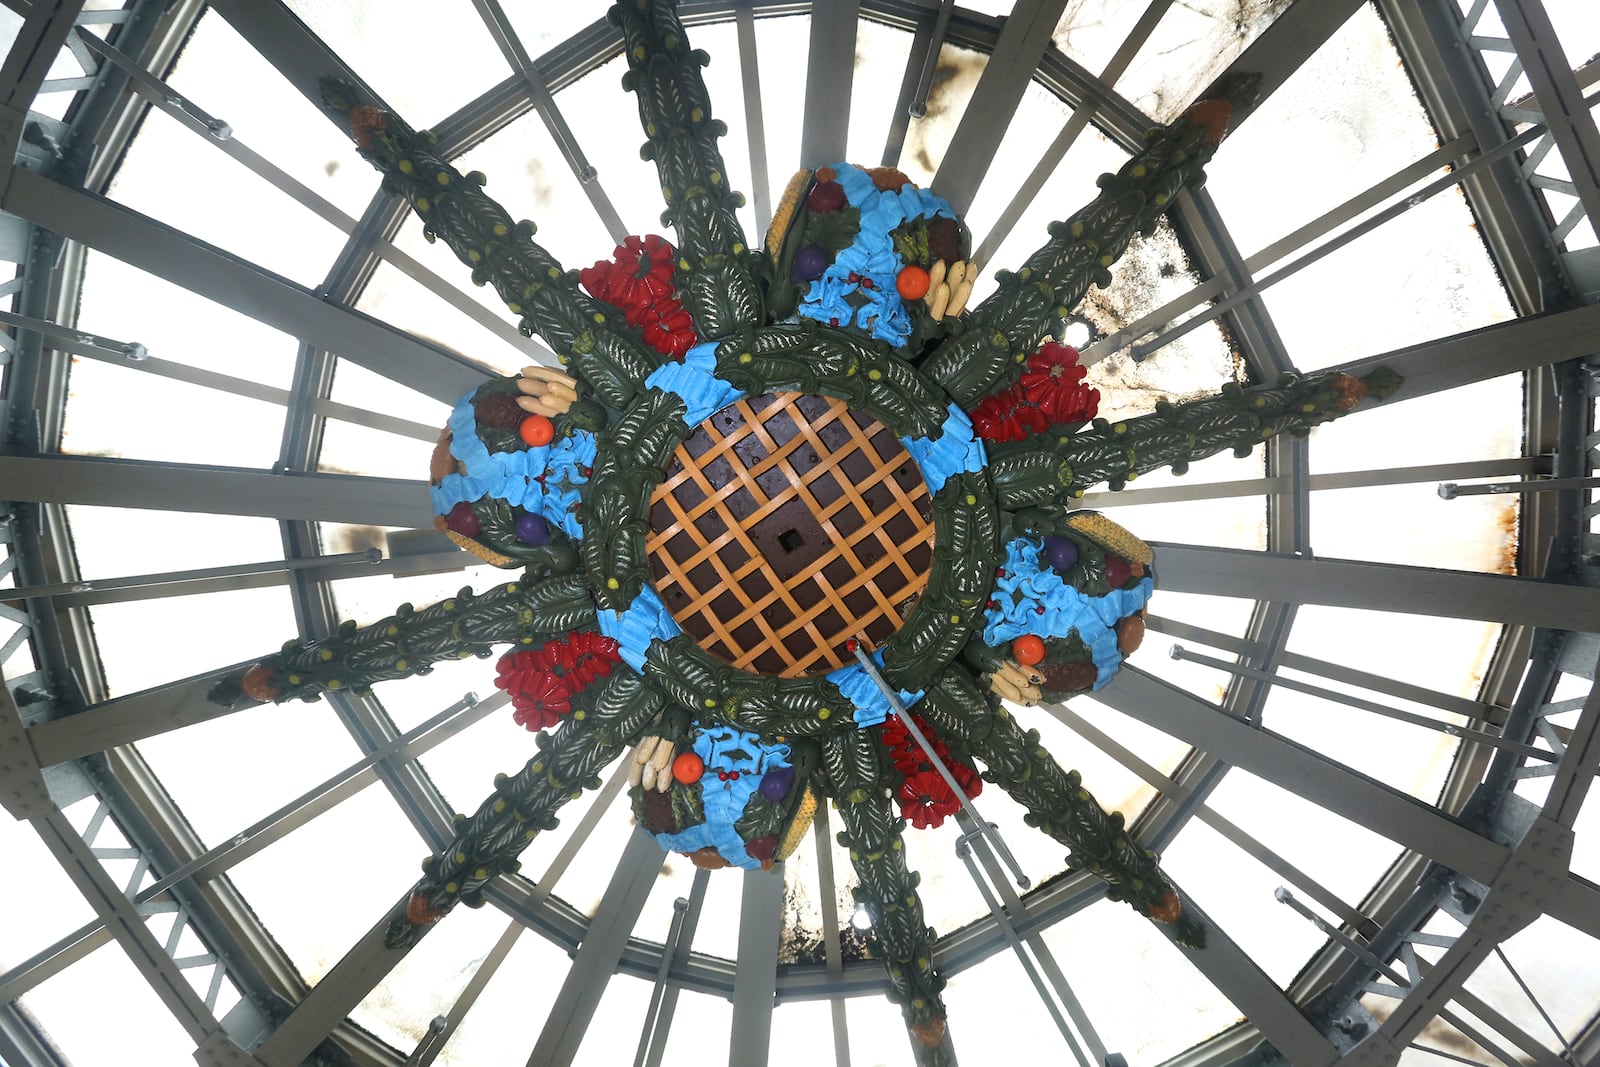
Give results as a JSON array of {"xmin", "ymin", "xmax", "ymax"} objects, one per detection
[
  {"xmin": 828, "ymin": 648, "xmax": 925, "ymax": 728},
  {"xmin": 598, "ymin": 584, "xmax": 682, "ymax": 673},
  {"xmin": 901, "ymin": 403, "xmax": 986, "ymax": 495},
  {"xmin": 643, "ymin": 342, "xmax": 745, "ymax": 426},
  {"xmin": 982, "ymin": 537, "xmax": 1154, "ymax": 689}
]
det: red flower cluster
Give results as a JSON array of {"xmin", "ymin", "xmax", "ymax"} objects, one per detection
[
  {"xmin": 579, "ymin": 234, "xmax": 697, "ymax": 360},
  {"xmin": 881, "ymin": 714, "xmax": 983, "ymax": 830},
  {"xmin": 494, "ymin": 632, "xmax": 621, "ymax": 732},
  {"xmin": 969, "ymin": 342, "xmax": 1100, "ymax": 443}
]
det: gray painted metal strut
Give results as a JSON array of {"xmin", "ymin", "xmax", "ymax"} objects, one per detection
[
  {"xmin": 0, "ymin": 454, "xmax": 436, "ymax": 529},
  {"xmin": 1099, "ymin": 667, "xmax": 1510, "ymax": 885},
  {"xmin": 1152, "ymin": 542, "xmax": 1600, "ymax": 633},
  {"xmin": 800, "ymin": 0, "xmax": 859, "ymax": 169},
  {"xmin": 931, "ymin": 0, "xmax": 1068, "ymax": 215},
  {"xmin": 729, "ymin": 863, "xmax": 785, "ymax": 1067},
  {"xmin": 525, "ymin": 829, "xmax": 664, "ymax": 1067},
  {"xmin": 1, "ymin": 169, "xmax": 491, "ymax": 404}
]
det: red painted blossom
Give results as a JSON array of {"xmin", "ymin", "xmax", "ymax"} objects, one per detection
[
  {"xmin": 881, "ymin": 714, "xmax": 983, "ymax": 829},
  {"xmin": 969, "ymin": 342, "xmax": 1100, "ymax": 443},
  {"xmin": 579, "ymin": 234, "xmax": 698, "ymax": 360},
  {"xmin": 494, "ymin": 632, "xmax": 621, "ymax": 731}
]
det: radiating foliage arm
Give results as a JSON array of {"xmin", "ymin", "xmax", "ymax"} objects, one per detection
[
  {"xmin": 923, "ymin": 76, "xmax": 1260, "ymax": 406},
  {"xmin": 207, "ymin": 574, "xmax": 594, "ymax": 707},
  {"xmin": 611, "ymin": 0, "xmax": 766, "ymax": 337},
  {"xmin": 988, "ymin": 366, "xmax": 1401, "ymax": 508},
  {"xmin": 320, "ymin": 81, "xmax": 662, "ymax": 408},
  {"xmin": 917, "ymin": 669, "xmax": 1202, "ymax": 945},
  {"xmin": 823, "ymin": 730, "xmax": 951, "ymax": 1065}
]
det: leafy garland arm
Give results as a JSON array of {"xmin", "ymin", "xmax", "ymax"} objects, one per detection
[
  {"xmin": 822, "ymin": 730, "xmax": 951, "ymax": 1064},
  {"xmin": 921, "ymin": 77, "xmax": 1260, "ymax": 407},
  {"xmin": 989, "ymin": 366, "xmax": 1403, "ymax": 508},
  {"xmin": 611, "ymin": 0, "xmax": 766, "ymax": 338},
  {"xmin": 916, "ymin": 669, "xmax": 1205, "ymax": 946},
  {"xmin": 207, "ymin": 573, "xmax": 596, "ymax": 707},
  {"xmin": 320, "ymin": 81, "xmax": 661, "ymax": 409},
  {"xmin": 387, "ymin": 666, "xmax": 665, "ymax": 948}
]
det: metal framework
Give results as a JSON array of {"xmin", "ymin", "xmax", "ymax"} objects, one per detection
[{"xmin": 1, "ymin": 1, "xmax": 1597, "ymax": 1066}]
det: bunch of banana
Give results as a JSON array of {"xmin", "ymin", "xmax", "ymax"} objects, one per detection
[
  {"xmin": 985, "ymin": 659, "xmax": 1043, "ymax": 704},
  {"xmin": 517, "ymin": 364, "xmax": 580, "ymax": 416},
  {"xmin": 629, "ymin": 734, "xmax": 677, "ymax": 792},
  {"xmin": 925, "ymin": 259, "xmax": 975, "ymax": 322}
]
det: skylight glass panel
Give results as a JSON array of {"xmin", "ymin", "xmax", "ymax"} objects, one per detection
[
  {"xmin": 281, "ymin": 0, "xmax": 511, "ymax": 128},
  {"xmin": 689, "ymin": 20, "xmax": 761, "ymax": 241},
  {"xmin": 1052, "ymin": 0, "xmax": 1154, "ymax": 79},
  {"xmin": 427, "ymin": 926, "xmax": 573, "ymax": 1065},
  {"xmin": 554, "ymin": 54, "xmax": 691, "ymax": 239},
  {"xmin": 1163, "ymin": 817, "xmax": 1331, "ymax": 987},
  {"xmin": 18, "ymin": 940, "xmax": 198, "ymax": 1066},
  {"xmin": 163, "ymin": 10, "xmax": 381, "ymax": 221},
  {"xmin": 1535, "ymin": 0, "xmax": 1600, "ymax": 73},
  {"xmin": 897, "ymin": 43, "xmax": 989, "ymax": 188},
  {"xmin": 351, "ymin": 899, "xmax": 513, "ymax": 1058},
  {"xmin": 1036, "ymin": 891, "xmax": 1245, "ymax": 1062},
  {"xmin": 1312, "ymin": 485, "xmax": 1517, "ymax": 573},
  {"xmin": 499, "ymin": 5, "xmax": 604, "ymax": 61},
  {"xmin": 0, "ymin": 817, "xmax": 97, "ymax": 968},
  {"xmin": 88, "ymin": 586, "xmax": 297, "ymax": 698},
  {"xmin": 328, "ymin": 357, "xmax": 452, "ymax": 428},
  {"xmin": 849, "ymin": 18, "xmax": 916, "ymax": 166},
  {"xmin": 1112, "ymin": 0, "xmax": 1288, "ymax": 123},
  {"xmin": 73, "ymin": 252, "xmax": 301, "ymax": 388},
  {"xmin": 413, "ymin": 702, "xmax": 544, "ymax": 817},
  {"xmin": 753, "ymin": 16, "xmax": 809, "ymax": 205},
  {"xmin": 317, "ymin": 418, "xmax": 435, "ymax": 480},
  {"xmin": 846, "ymin": 993, "xmax": 919, "ymax": 1066},
  {"xmin": 134, "ymin": 693, "xmax": 362, "ymax": 847},
  {"xmin": 942, "ymin": 950, "xmax": 1083, "ymax": 1060},
  {"xmin": 571, "ymin": 973, "xmax": 654, "ymax": 1067},
  {"xmin": 1053, "ymin": 691, "xmax": 1199, "ymax": 783},
  {"xmin": 226, "ymin": 782, "xmax": 424, "ymax": 984},
  {"xmin": 770, "ymin": 1000, "xmax": 831, "ymax": 1067},
  {"xmin": 1463, "ymin": 915, "xmax": 1600, "ymax": 1055},
  {"xmin": 103, "ymin": 105, "xmax": 347, "ymax": 289},
  {"xmin": 353, "ymin": 262, "xmax": 531, "ymax": 377}
]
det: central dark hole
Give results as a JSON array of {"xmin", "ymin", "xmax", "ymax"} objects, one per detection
[{"xmin": 777, "ymin": 528, "xmax": 805, "ymax": 553}]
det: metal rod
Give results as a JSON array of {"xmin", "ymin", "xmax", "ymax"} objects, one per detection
[
  {"xmin": 848, "ymin": 641, "xmax": 1029, "ymax": 888},
  {"xmin": 907, "ymin": 0, "xmax": 956, "ymax": 117},
  {"xmin": 1494, "ymin": 945, "xmax": 1577, "ymax": 1058},
  {"xmin": 1169, "ymin": 644, "xmax": 1557, "ymax": 762},
  {"xmin": 632, "ymin": 898, "xmax": 690, "ymax": 1067},
  {"xmin": 0, "ymin": 548, "xmax": 381, "ymax": 602},
  {"xmin": 955, "ymin": 830, "xmax": 1091, "ymax": 1067},
  {"xmin": 1438, "ymin": 476, "xmax": 1600, "ymax": 498}
]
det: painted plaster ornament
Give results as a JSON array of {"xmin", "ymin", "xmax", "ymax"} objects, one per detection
[{"xmin": 210, "ymin": 2, "xmax": 1401, "ymax": 1060}]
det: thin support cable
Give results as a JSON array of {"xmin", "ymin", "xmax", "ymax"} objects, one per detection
[
  {"xmin": 632, "ymin": 898, "xmax": 690, "ymax": 1067},
  {"xmin": 1493, "ymin": 945, "xmax": 1577, "ymax": 1060}
]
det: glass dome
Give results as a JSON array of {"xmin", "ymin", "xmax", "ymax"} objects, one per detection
[{"xmin": 1, "ymin": 1, "xmax": 1598, "ymax": 1065}]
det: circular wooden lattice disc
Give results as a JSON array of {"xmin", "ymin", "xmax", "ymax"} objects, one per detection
[{"xmin": 646, "ymin": 393, "xmax": 935, "ymax": 677}]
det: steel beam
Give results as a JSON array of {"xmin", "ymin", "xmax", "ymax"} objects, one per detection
[
  {"xmin": 26, "ymin": 661, "xmax": 258, "ymax": 766},
  {"xmin": 524, "ymin": 829, "xmax": 664, "ymax": 1067},
  {"xmin": 800, "ymin": 0, "xmax": 859, "ymax": 168},
  {"xmin": 729, "ymin": 864, "xmax": 784, "ymax": 1067},
  {"xmin": 1, "ymin": 169, "xmax": 490, "ymax": 404},
  {"xmin": 1497, "ymin": 0, "xmax": 1600, "ymax": 233},
  {"xmin": 1161, "ymin": 886, "xmax": 1340, "ymax": 1067},
  {"xmin": 0, "ymin": 454, "xmax": 434, "ymax": 529},
  {"xmin": 1098, "ymin": 668, "xmax": 1510, "ymax": 885},
  {"xmin": 0, "ymin": 0, "xmax": 86, "ymax": 199},
  {"xmin": 253, "ymin": 899, "xmax": 417, "ymax": 1067},
  {"xmin": 1376, "ymin": 0, "xmax": 1575, "ymax": 313},
  {"xmin": 931, "ymin": 0, "xmax": 1067, "ymax": 214},
  {"xmin": 33, "ymin": 809, "xmax": 221, "ymax": 1045},
  {"xmin": 1152, "ymin": 542, "xmax": 1600, "ymax": 633},
  {"xmin": 733, "ymin": 2, "xmax": 772, "ymax": 236}
]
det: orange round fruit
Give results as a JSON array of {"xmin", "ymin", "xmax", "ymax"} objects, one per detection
[
  {"xmin": 519, "ymin": 414, "xmax": 554, "ymax": 447},
  {"xmin": 1012, "ymin": 635, "xmax": 1046, "ymax": 666},
  {"xmin": 672, "ymin": 752, "xmax": 705, "ymax": 784},
  {"xmin": 896, "ymin": 265, "xmax": 931, "ymax": 300}
]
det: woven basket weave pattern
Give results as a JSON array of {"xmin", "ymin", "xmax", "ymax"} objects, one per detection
[{"xmin": 646, "ymin": 393, "xmax": 935, "ymax": 676}]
